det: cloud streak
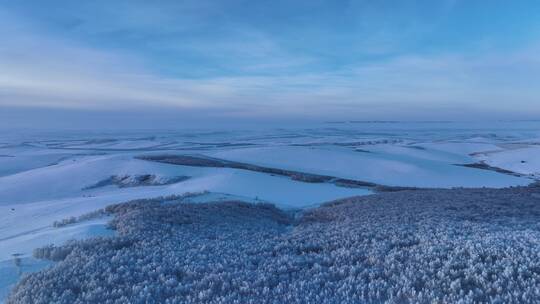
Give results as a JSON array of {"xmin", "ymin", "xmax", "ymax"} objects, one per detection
[{"xmin": 1, "ymin": 1, "xmax": 540, "ymax": 124}]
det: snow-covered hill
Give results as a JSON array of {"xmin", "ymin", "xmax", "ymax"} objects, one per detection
[{"xmin": 1, "ymin": 121, "xmax": 539, "ymax": 301}]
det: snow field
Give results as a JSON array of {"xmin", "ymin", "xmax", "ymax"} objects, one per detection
[
  {"xmin": 209, "ymin": 145, "xmax": 531, "ymax": 188},
  {"xmin": 476, "ymin": 145, "xmax": 540, "ymax": 178}
]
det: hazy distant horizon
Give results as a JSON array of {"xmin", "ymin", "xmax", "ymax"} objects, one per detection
[{"xmin": 2, "ymin": 105, "xmax": 540, "ymax": 131}]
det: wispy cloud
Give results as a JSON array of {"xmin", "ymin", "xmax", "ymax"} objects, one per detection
[{"xmin": 1, "ymin": 1, "xmax": 540, "ymax": 123}]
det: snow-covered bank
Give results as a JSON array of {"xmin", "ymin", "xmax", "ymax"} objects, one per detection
[{"xmin": 7, "ymin": 185, "xmax": 540, "ymax": 303}]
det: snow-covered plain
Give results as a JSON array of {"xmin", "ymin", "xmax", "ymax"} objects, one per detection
[
  {"xmin": 475, "ymin": 145, "xmax": 540, "ymax": 178},
  {"xmin": 208, "ymin": 145, "xmax": 528, "ymax": 188},
  {"xmin": 1, "ymin": 121, "xmax": 539, "ymax": 302}
]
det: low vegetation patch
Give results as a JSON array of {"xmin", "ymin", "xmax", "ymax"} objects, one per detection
[{"xmin": 82, "ymin": 174, "xmax": 190, "ymax": 190}]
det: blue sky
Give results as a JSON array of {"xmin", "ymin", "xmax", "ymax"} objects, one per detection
[{"xmin": 1, "ymin": 0, "xmax": 540, "ymax": 128}]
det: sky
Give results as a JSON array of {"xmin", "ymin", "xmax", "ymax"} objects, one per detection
[{"xmin": 1, "ymin": 0, "xmax": 540, "ymax": 129}]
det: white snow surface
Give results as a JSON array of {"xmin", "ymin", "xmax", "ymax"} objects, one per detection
[
  {"xmin": 209, "ymin": 145, "xmax": 530, "ymax": 188},
  {"xmin": 476, "ymin": 145, "xmax": 540, "ymax": 178}
]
